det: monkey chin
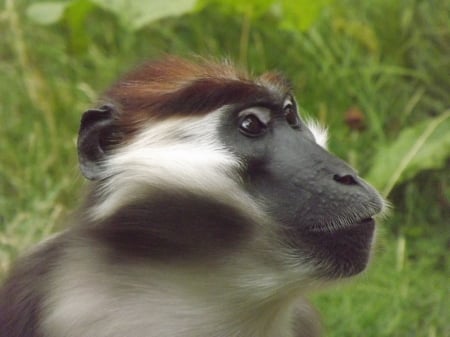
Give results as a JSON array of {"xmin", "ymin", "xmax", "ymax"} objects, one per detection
[{"xmin": 296, "ymin": 218, "xmax": 376, "ymax": 279}]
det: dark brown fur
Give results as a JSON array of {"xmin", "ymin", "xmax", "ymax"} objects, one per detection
[{"xmin": 103, "ymin": 57, "xmax": 290, "ymax": 140}]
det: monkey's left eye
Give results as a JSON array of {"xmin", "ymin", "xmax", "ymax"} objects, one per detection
[
  {"xmin": 239, "ymin": 114, "xmax": 267, "ymax": 137},
  {"xmin": 284, "ymin": 103, "xmax": 300, "ymax": 129}
]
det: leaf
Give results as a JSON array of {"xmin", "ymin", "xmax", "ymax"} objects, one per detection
[
  {"xmin": 277, "ymin": 0, "xmax": 333, "ymax": 31},
  {"xmin": 26, "ymin": 1, "xmax": 71, "ymax": 25},
  {"xmin": 366, "ymin": 111, "xmax": 450, "ymax": 197},
  {"xmin": 200, "ymin": 0, "xmax": 332, "ymax": 31},
  {"xmin": 91, "ymin": 0, "xmax": 198, "ymax": 31},
  {"xmin": 64, "ymin": 0, "xmax": 96, "ymax": 53},
  {"xmin": 197, "ymin": 0, "xmax": 273, "ymax": 17}
]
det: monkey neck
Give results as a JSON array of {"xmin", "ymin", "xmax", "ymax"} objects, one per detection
[
  {"xmin": 46, "ymin": 235, "xmax": 315, "ymax": 337},
  {"xmin": 68, "ymin": 187, "xmax": 319, "ymax": 336},
  {"xmin": 115, "ymin": 248, "xmax": 316, "ymax": 337},
  {"xmin": 114, "ymin": 259, "xmax": 309, "ymax": 337}
]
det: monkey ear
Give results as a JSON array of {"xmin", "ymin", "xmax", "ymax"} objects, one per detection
[{"xmin": 77, "ymin": 104, "xmax": 118, "ymax": 180}]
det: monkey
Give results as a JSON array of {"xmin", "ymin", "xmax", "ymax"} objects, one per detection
[{"xmin": 0, "ymin": 56, "xmax": 386, "ymax": 337}]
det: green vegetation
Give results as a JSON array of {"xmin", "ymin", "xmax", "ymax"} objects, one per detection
[{"xmin": 1, "ymin": 0, "xmax": 448, "ymax": 336}]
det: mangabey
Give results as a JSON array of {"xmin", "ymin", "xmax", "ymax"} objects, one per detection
[{"xmin": 0, "ymin": 56, "xmax": 385, "ymax": 337}]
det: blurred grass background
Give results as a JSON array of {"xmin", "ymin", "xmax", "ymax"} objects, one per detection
[{"xmin": 0, "ymin": 0, "xmax": 448, "ymax": 336}]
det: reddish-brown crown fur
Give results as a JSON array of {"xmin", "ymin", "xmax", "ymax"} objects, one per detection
[{"xmin": 102, "ymin": 56, "xmax": 291, "ymax": 138}]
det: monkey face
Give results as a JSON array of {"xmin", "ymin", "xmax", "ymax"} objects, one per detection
[{"xmin": 219, "ymin": 96, "xmax": 385, "ymax": 278}]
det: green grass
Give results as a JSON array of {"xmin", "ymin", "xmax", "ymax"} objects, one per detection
[
  {"xmin": 0, "ymin": 0, "xmax": 448, "ymax": 336},
  {"xmin": 313, "ymin": 226, "xmax": 448, "ymax": 337}
]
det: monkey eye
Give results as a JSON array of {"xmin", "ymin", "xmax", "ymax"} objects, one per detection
[
  {"xmin": 284, "ymin": 102, "xmax": 300, "ymax": 129},
  {"xmin": 239, "ymin": 114, "xmax": 267, "ymax": 137}
]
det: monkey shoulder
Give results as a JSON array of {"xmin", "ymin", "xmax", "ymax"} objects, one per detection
[{"xmin": 0, "ymin": 233, "xmax": 66, "ymax": 337}]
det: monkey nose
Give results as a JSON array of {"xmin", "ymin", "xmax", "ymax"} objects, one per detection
[{"xmin": 333, "ymin": 173, "xmax": 359, "ymax": 186}]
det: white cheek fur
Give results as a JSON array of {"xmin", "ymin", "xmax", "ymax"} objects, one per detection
[
  {"xmin": 305, "ymin": 119, "xmax": 328, "ymax": 149},
  {"xmin": 90, "ymin": 110, "xmax": 241, "ymax": 221}
]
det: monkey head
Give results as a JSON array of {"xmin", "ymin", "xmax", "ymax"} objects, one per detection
[{"xmin": 78, "ymin": 56, "xmax": 386, "ymax": 288}]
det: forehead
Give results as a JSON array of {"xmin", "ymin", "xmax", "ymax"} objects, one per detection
[{"xmin": 104, "ymin": 57, "xmax": 292, "ymax": 123}]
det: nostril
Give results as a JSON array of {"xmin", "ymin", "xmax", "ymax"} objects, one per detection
[{"xmin": 333, "ymin": 174, "xmax": 358, "ymax": 186}]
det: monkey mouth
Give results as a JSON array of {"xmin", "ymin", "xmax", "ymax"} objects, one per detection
[
  {"xmin": 301, "ymin": 217, "xmax": 377, "ymax": 278},
  {"xmin": 309, "ymin": 217, "xmax": 375, "ymax": 233}
]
